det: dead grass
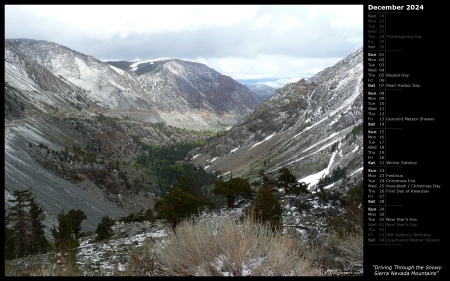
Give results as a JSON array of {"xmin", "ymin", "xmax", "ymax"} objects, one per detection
[
  {"xmin": 4, "ymin": 253, "xmax": 80, "ymax": 276},
  {"xmin": 154, "ymin": 214, "xmax": 320, "ymax": 276},
  {"xmin": 118, "ymin": 238, "xmax": 156, "ymax": 276},
  {"xmin": 308, "ymin": 228, "xmax": 363, "ymax": 276}
]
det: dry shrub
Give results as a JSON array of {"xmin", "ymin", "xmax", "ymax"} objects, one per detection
[
  {"xmin": 311, "ymin": 228, "xmax": 363, "ymax": 276},
  {"xmin": 4, "ymin": 254, "xmax": 80, "ymax": 276},
  {"xmin": 118, "ymin": 238, "xmax": 156, "ymax": 276},
  {"xmin": 155, "ymin": 214, "xmax": 319, "ymax": 276}
]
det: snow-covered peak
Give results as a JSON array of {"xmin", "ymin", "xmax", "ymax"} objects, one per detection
[{"xmin": 130, "ymin": 57, "xmax": 171, "ymax": 71}]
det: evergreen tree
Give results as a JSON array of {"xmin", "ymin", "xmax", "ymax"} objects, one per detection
[
  {"xmin": 317, "ymin": 175, "xmax": 328, "ymax": 202},
  {"xmin": 253, "ymin": 169, "xmax": 278, "ymax": 192},
  {"xmin": 258, "ymin": 169, "xmax": 271, "ymax": 185},
  {"xmin": 277, "ymin": 167, "xmax": 309, "ymax": 194},
  {"xmin": 329, "ymin": 180, "xmax": 363, "ymax": 236},
  {"xmin": 154, "ymin": 188, "xmax": 203, "ymax": 231},
  {"xmin": 212, "ymin": 177, "xmax": 252, "ymax": 208},
  {"xmin": 5, "ymin": 189, "xmax": 50, "ymax": 258},
  {"xmin": 28, "ymin": 197, "xmax": 51, "ymax": 255},
  {"xmin": 247, "ymin": 184, "xmax": 283, "ymax": 232},
  {"xmin": 52, "ymin": 210, "xmax": 79, "ymax": 259},
  {"xmin": 95, "ymin": 214, "xmax": 115, "ymax": 241},
  {"xmin": 5, "ymin": 189, "xmax": 33, "ymax": 258},
  {"xmin": 173, "ymin": 175, "xmax": 198, "ymax": 196},
  {"xmin": 67, "ymin": 209, "xmax": 87, "ymax": 239},
  {"xmin": 5, "ymin": 225, "xmax": 16, "ymax": 260}
]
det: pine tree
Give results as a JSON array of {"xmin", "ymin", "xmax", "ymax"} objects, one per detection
[
  {"xmin": 212, "ymin": 177, "xmax": 252, "ymax": 208},
  {"xmin": 5, "ymin": 189, "xmax": 50, "ymax": 258},
  {"xmin": 5, "ymin": 189, "xmax": 33, "ymax": 258},
  {"xmin": 247, "ymin": 184, "xmax": 283, "ymax": 232},
  {"xmin": 67, "ymin": 209, "xmax": 87, "ymax": 239},
  {"xmin": 52, "ymin": 210, "xmax": 79, "ymax": 259},
  {"xmin": 255, "ymin": 169, "xmax": 277, "ymax": 192},
  {"xmin": 29, "ymin": 197, "xmax": 51, "ymax": 255},
  {"xmin": 154, "ymin": 188, "xmax": 202, "ymax": 231},
  {"xmin": 5, "ymin": 225, "xmax": 17, "ymax": 260},
  {"xmin": 95, "ymin": 214, "xmax": 115, "ymax": 241},
  {"xmin": 277, "ymin": 167, "xmax": 309, "ymax": 194},
  {"xmin": 174, "ymin": 175, "xmax": 198, "ymax": 196},
  {"xmin": 317, "ymin": 175, "xmax": 328, "ymax": 202}
]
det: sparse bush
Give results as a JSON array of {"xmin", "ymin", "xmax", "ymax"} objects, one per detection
[
  {"xmin": 329, "ymin": 181, "xmax": 363, "ymax": 236},
  {"xmin": 120, "ymin": 238, "xmax": 156, "ymax": 276},
  {"xmin": 120, "ymin": 208, "xmax": 155, "ymax": 223},
  {"xmin": 310, "ymin": 229, "xmax": 363, "ymax": 276},
  {"xmin": 154, "ymin": 214, "xmax": 319, "ymax": 276}
]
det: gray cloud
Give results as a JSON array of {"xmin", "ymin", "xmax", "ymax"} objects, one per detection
[{"xmin": 5, "ymin": 5, "xmax": 363, "ymax": 80}]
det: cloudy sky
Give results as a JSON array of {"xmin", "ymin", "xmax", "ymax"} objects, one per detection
[{"xmin": 5, "ymin": 5, "xmax": 363, "ymax": 82}]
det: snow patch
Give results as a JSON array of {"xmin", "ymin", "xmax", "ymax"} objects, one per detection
[
  {"xmin": 109, "ymin": 64, "xmax": 125, "ymax": 76},
  {"xmin": 298, "ymin": 152, "xmax": 337, "ymax": 188},
  {"xmin": 294, "ymin": 73, "xmax": 362, "ymax": 139},
  {"xmin": 230, "ymin": 147, "xmax": 240, "ymax": 153},
  {"xmin": 248, "ymin": 134, "xmax": 275, "ymax": 150},
  {"xmin": 130, "ymin": 58, "xmax": 171, "ymax": 71},
  {"xmin": 350, "ymin": 166, "xmax": 363, "ymax": 176}
]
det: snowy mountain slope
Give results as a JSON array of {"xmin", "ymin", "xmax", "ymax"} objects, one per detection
[
  {"xmin": 190, "ymin": 47, "xmax": 364, "ymax": 189},
  {"xmin": 107, "ymin": 58, "xmax": 262, "ymax": 129},
  {"xmin": 132, "ymin": 59, "xmax": 261, "ymax": 115},
  {"xmin": 245, "ymin": 84, "xmax": 277, "ymax": 101},
  {"xmin": 4, "ymin": 117, "xmax": 127, "ymax": 237},
  {"xmin": 5, "ymin": 39, "xmax": 261, "ymax": 129},
  {"xmin": 5, "ymin": 44, "xmax": 94, "ymax": 114},
  {"xmin": 5, "ymin": 39, "xmax": 151, "ymax": 111}
]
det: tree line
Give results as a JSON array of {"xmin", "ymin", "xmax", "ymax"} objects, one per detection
[
  {"xmin": 4, "ymin": 188, "xmax": 153, "ymax": 261},
  {"xmin": 154, "ymin": 167, "xmax": 311, "ymax": 232},
  {"xmin": 5, "ymin": 166, "xmax": 320, "ymax": 261}
]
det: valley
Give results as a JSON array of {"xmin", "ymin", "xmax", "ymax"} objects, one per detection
[{"xmin": 4, "ymin": 38, "xmax": 364, "ymax": 276}]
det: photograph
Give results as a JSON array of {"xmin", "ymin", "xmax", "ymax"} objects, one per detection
[{"xmin": 5, "ymin": 3, "xmax": 440, "ymax": 278}]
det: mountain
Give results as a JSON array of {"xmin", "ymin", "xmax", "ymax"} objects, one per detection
[
  {"xmin": 108, "ymin": 59, "xmax": 261, "ymax": 115},
  {"xmin": 4, "ymin": 38, "xmax": 362, "ymax": 246},
  {"xmin": 5, "ymin": 39, "xmax": 149, "ymax": 112},
  {"xmin": 190, "ymin": 47, "xmax": 363, "ymax": 189},
  {"xmin": 4, "ymin": 38, "xmax": 260, "ymax": 235},
  {"xmin": 245, "ymin": 84, "xmax": 277, "ymax": 101},
  {"xmin": 5, "ymin": 39, "xmax": 262, "ymax": 130}
]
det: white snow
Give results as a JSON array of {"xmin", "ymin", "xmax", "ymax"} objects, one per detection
[
  {"xmin": 192, "ymin": 154, "xmax": 201, "ymax": 159},
  {"xmin": 130, "ymin": 58, "xmax": 171, "ymax": 71},
  {"xmin": 350, "ymin": 166, "xmax": 363, "ymax": 176},
  {"xmin": 351, "ymin": 145, "xmax": 359, "ymax": 153},
  {"xmin": 293, "ymin": 72, "xmax": 362, "ymax": 139},
  {"xmin": 298, "ymin": 152, "xmax": 337, "ymax": 188},
  {"xmin": 230, "ymin": 147, "xmax": 240, "ymax": 153},
  {"xmin": 210, "ymin": 157, "xmax": 218, "ymax": 162},
  {"xmin": 302, "ymin": 131, "xmax": 341, "ymax": 153},
  {"xmin": 248, "ymin": 134, "xmax": 275, "ymax": 150},
  {"xmin": 109, "ymin": 64, "xmax": 125, "ymax": 76}
]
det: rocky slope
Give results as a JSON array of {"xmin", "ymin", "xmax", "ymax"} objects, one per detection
[
  {"xmin": 4, "ymin": 38, "xmax": 261, "ymax": 233},
  {"xmin": 5, "ymin": 39, "xmax": 261, "ymax": 130},
  {"xmin": 245, "ymin": 84, "xmax": 277, "ymax": 101},
  {"xmin": 108, "ymin": 58, "xmax": 261, "ymax": 115},
  {"xmin": 4, "ymin": 37, "xmax": 362, "ymax": 244},
  {"xmin": 190, "ymin": 47, "xmax": 364, "ymax": 190}
]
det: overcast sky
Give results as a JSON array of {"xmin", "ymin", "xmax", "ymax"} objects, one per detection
[{"xmin": 5, "ymin": 5, "xmax": 363, "ymax": 81}]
